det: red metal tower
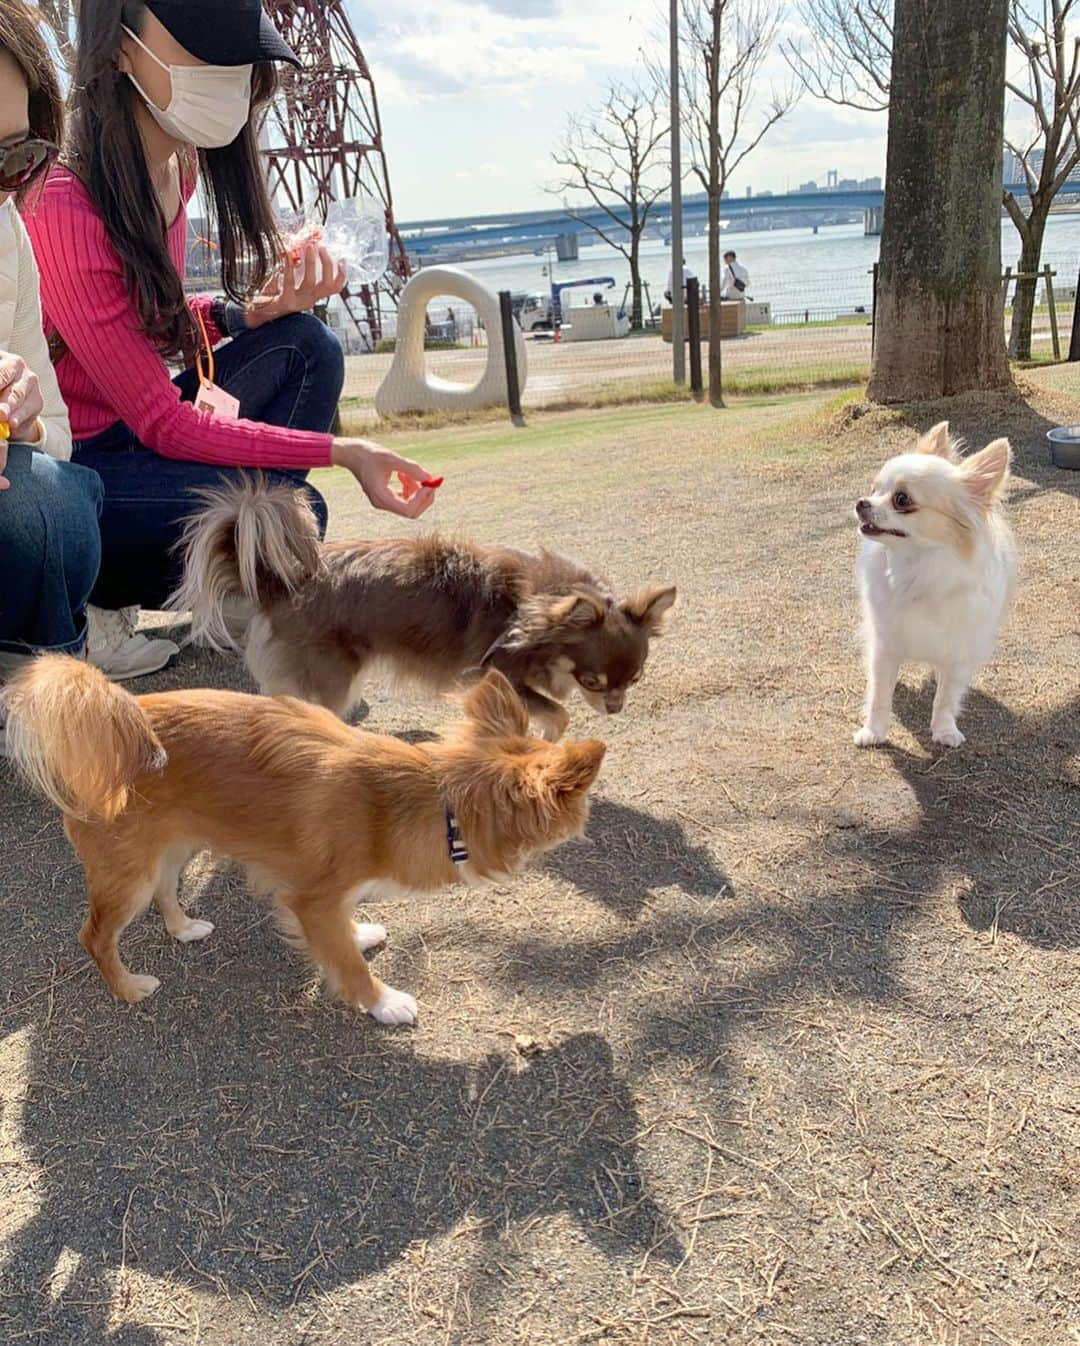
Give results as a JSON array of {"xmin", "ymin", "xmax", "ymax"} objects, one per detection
[{"xmin": 262, "ymin": 1, "xmax": 410, "ymax": 342}]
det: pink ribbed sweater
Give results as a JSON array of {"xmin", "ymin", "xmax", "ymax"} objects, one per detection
[{"xmin": 21, "ymin": 166, "xmax": 333, "ymax": 469}]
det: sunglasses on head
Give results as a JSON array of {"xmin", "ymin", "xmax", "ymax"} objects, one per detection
[{"xmin": 0, "ymin": 136, "xmax": 59, "ymax": 194}]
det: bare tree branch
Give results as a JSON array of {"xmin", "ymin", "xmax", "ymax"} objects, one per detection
[
  {"xmin": 653, "ymin": 0, "xmax": 797, "ymax": 404},
  {"xmin": 788, "ymin": 0, "xmax": 1080, "ymax": 360},
  {"xmin": 1004, "ymin": 0, "xmax": 1080, "ymax": 356},
  {"xmin": 547, "ymin": 81, "xmax": 669, "ymax": 328},
  {"xmin": 782, "ymin": 0, "xmax": 893, "ymax": 112}
]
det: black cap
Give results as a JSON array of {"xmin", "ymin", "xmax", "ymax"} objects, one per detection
[{"xmin": 145, "ymin": 1, "xmax": 301, "ymax": 68}]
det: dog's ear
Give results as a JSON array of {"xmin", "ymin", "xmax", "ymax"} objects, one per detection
[
  {"xmin": 916, "ymin": 421, "xmax": 956, "ymax": 460},
  {"xmin": 620, "ymin": 584, "xmax": 677, "ymax": 635},
  {"xmin": 545, "ymin": 592, "xmax": 607, "ymax": 633},
  {"xmin": 545, "ymin": 739, "xmax": 606, "ymax": 796},
  {"xmin": 506, "ymin": 591, "xmax": 606, "ymax": 650},
  {"xmin": 960, "ymin": 437, "xmax": 1011, "ymax": 505},
  {"xmin": 462, "ymin": 669, "xmax": 530, "ymax": 737}
]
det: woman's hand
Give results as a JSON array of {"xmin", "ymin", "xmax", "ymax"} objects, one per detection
[
  {"xmin": 245, "ymin": 243, "xmax": 347, "ymax": 330},
  {"xmin": 332, "ymin": 438, "xmax": 439, "ymax": 519},
  {"xmin": 0, "ymin": 352, "xmax": 44, "ymax": 475}
]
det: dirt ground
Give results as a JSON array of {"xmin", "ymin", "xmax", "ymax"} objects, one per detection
[{"xmin": 1, "ymin": 376, "xmax": 1078, "ymax": 1345}]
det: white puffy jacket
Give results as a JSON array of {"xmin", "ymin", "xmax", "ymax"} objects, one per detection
[{"xmin": 0, "ymin": 196, "xmax": 71, "ymax": 460}]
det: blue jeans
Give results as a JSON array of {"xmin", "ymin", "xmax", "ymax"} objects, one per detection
[
  {"xmin": 0, "ymin": 443, "xmax": 104, "ymax": 656},
  {"xmin": 72, "ymin": 312, "xmax": 342, "ymax": 611}
]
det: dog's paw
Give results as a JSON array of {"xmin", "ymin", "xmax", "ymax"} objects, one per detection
[
  {"xmin": 369, "ymin": 985, "xmax": 418, "ymax": 1027},
  {"xmin": 932, "ymin": 725, "xmax": 966, "ymax": 748},
  {"xmin": 354, "ymin": 922, "xmax": 388, "ymax": 953},
  {"xmin": 854, "ymin": 726, "xmax": 885, "ymax": 748},
  {"xmin": 170, "ymin": 918, "xmax": 215, "ymax": 944},
  {"xmin": 116, "ymin": 974, "xmax": 161, "ymax": 1004}
]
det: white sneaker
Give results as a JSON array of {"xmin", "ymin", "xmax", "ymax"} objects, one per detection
[{"xmin": 86, "ymin": 606, "xmax": 179, "ymax": 681}]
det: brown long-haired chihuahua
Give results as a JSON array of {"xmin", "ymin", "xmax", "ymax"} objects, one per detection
[
  {"xmin": 2, "ymin": 658, "xmax": 605, "ymax": 1024},
  {"xmin": 167, "ymin": 476, "xmax": 676, "ymax": 740}
]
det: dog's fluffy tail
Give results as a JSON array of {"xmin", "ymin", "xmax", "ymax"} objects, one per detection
[
  {"xmin": 1, "ymin": 656, "xmax": 166, "ymax": 822},
  {"xmin": 167, "ymin": 473, "xmax": 321, "ymax": 650}
]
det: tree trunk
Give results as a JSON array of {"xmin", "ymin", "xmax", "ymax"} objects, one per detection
[
  {"xmin": 706, "ymin": 8, "xmax": 724, "ymax": 408},
  {"xmin": 868, "ymin": 0, "xmax": 1012, "ymax": 402},
  {"xmin": 707, "ymin": 186, "xmax": 723, "ymax": 405},
  {"xmin": 629, "ymin": 234, "xmax": 644, "ymax": 330},
  {"xmin": 1007, "ymin": 208, "xmax": 1049, "ymax": 361}
]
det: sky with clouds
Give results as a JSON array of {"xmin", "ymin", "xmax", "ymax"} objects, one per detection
[
  {"xmin": 350, "ymin": 0, "xmax": 889, "ymax": 222},
  {"xmin": 350, "ymin": 1, "xmax": 1053, "ymax": 224}
]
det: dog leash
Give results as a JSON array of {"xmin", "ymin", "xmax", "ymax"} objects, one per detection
[{"xmin": 445, "ymin": 805, "xmax": 469, "ymax": 866}]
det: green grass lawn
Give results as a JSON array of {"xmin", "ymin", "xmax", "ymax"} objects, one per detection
[{"xmin": 323, "ymin": 389, "xmax": 863, "ymax": 504}]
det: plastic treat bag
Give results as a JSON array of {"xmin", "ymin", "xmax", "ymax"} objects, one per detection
[
  {"xmin": 323, "ymin": 197, "xmax": 390, "ymax": 288},
  {"xmin": 280, "ymin": 197, "xmax": 389, "ymax": 290},
  {"xmin": 277, "ymin": 212, "xmax": 325, "ymax": 286}
]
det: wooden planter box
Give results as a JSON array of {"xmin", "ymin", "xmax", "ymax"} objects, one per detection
[{"xmin": 661, "ymin": 300, "xmax": 746, "ymax": 342}]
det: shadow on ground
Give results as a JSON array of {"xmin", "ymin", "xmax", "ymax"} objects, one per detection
[
  {"xmin": 543, "ymin": 797, "xmax": 732, "ymax": 920},
  {"xmin": 613, "ymin": 683, "xmax": 1080, "ymax": 1078},
  {"xmin": 451, "ymin": 680, "xmax": 1077, "ymax": 1091},
  {"xmin": 0, "ymin": 971, "xmax": 678, "ymax": 1331},
  {"xmin": 0, "ymin": 764, "xmax": 687, "ymax": 1336},
  {"xmin": 2, "ymin": 685, "xmax": 1070, "ymax": 1340},
  {"xmin": 900, "ymin": 392, "xmax": 1080, "ymax": 502}
]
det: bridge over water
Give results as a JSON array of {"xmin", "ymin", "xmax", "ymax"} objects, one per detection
[{"xmin": 399, "ymin": 185, "xmax": 1037, "ymax": 262}]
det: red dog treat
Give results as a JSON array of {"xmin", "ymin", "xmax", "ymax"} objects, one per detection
[{"xmin": 396, "ymin": 472, "xmax": 444, "ymax": 500}]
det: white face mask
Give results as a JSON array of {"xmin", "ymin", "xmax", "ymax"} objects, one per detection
[{"xmin": 122, "ymin": 26, "xmax": 253, "ymax": 150}]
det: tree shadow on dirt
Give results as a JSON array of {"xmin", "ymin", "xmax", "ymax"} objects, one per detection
[
  {"xmin": 497, "ymin": 683, "xmax": 1077, "ymax": 1073},
  {"xmin": 903, "ymin": 395, "xmax": 1080, "ymax": 501},
  {"xmin": 543, "ymin": 797, "xmax": 733, "ymax": 921},
  {"xmin": 884, "ymin": 681, "xmax": 1079, "ymax": 949},
  {"xmin": 0, "ymin": 895, "xmax": 679, "ymax": 1332}
]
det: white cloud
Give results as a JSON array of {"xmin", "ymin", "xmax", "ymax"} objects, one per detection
[
  {"xmin": 342, "ymin": 0, "xmax": 888, "ymax": 217},
  {"xmin": 454, "ymin": 162, "xmax": 511, "ymax": 181},
  {"xmin": 360, "ymin": 0, "xmax": 651, "ymax": 101}
]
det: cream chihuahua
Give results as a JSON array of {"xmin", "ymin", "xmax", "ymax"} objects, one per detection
[{"xmin": 854, "ymin": 422, "xmax": 1016, "ymax": 748}]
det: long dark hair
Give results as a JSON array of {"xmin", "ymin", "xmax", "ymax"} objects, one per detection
[
  {"xmin": 68, "ymin": 0, "xmax": 280, "ymax": 358},
  {"xmin": 0, "ymin": 0, "xmax": 64, "ymax": 200}
]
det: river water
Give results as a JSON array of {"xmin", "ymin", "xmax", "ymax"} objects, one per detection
[{"xmin": 440, "ymin": 214, "xmax": 1080, "ymax": 322}]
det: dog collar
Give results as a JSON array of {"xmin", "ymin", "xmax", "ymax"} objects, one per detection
[{"xmin": 445, "ymin": 805, "xmax": 469, "ymax": 866}]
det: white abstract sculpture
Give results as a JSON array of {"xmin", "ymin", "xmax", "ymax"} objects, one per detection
[{"xmin": 374, "ymin": 265, "xmax": 527, "ymax": 416}]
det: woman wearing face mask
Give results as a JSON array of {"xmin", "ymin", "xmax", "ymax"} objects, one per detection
[
  {"xmin": 0, "ymin": 0, "xmax": 107, "ymax": 751},
  {"xmin": 23, "ymin": 0, "xmax": 437, "ymax": 678}
]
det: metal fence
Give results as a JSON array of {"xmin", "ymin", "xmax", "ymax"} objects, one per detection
[
  {"xmin": 337, "ymin": 261, "xmax": 1080, "ymax": 425},
  {"xmin": 341, "ymin": 273, "xmax": 875, "ymax": 422}
]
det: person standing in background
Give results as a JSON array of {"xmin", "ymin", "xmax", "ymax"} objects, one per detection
[
  {"xmin": 720, "ymin": 250, "xmax": 750, "ymax": 300},
  {"xmin": 665, "ymin": 257, "xmax": 695, "ymax": 303}
]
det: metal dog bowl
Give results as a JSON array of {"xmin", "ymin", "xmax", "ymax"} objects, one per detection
[{"xmin": 1046, "ymin": 425, "xmax": 1080, "ymax": 469}]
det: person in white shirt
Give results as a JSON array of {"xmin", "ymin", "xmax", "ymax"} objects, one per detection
[
  {"xmin": 720, "ymin": 250, "xmax": 750, "ymax": 300},
  {"xmin": 665, "ymin": 258, "xmax": 695, "ymax": 302}
]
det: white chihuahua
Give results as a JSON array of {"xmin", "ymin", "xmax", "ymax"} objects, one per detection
[{"xmin": 854, "ymin": 422, "xmax": 1017, "ymax": 749}]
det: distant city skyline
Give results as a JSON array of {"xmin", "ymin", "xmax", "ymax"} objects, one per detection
[{"xmin": 1003, "ymin": 146, "xmax": 1080, "ymax": 188}]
